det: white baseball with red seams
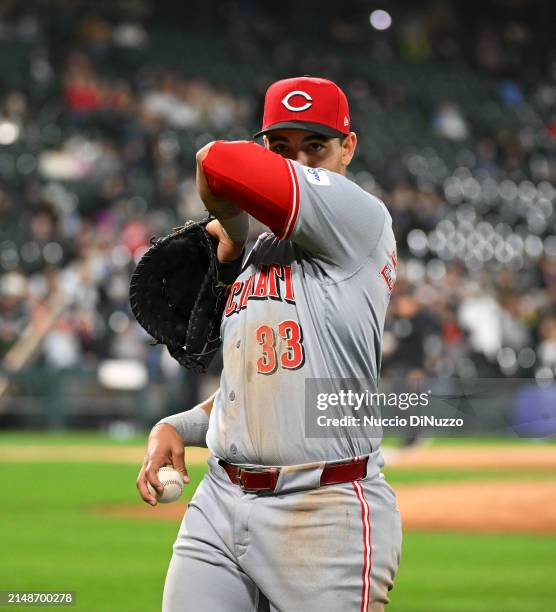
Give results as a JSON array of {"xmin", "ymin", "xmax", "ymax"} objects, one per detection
[{"xmin": 147, "ymin": 466, "xmax": 183, "ymax": 504}]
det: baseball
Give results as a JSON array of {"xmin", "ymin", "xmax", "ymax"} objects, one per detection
[{"xmin": 147, "ymin": 466, "xmax": 183, "ymax": 504}]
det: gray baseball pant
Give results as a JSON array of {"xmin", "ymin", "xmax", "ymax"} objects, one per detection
[{"xmin": 163, "ymin": 456, "xmax": 402, "ymax": 612}]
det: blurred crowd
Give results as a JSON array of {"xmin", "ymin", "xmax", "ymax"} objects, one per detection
[{"xmin": 1, "ymin": 0, "xmax": 556, "ymax": 392}]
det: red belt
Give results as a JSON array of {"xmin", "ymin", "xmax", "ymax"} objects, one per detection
[{"xmin": 218, "ymin": 456, "xmax": 368, "ymax": 493}]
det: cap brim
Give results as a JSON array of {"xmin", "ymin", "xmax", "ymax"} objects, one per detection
[{"xmin": 254, "ymin": 121, "xmax": 347, "ymax": 139}]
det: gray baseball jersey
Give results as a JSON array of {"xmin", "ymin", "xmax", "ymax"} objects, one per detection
[
  {"xmin": 162, "ymin": 157, "xmax": 402, "ymax": 612},
  {"xmin": 206, "ymin": 161, "xmax": 397, "ymax": 467}
]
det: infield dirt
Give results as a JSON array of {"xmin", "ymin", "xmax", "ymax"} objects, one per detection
[{"xmin": 93, "ymin": 445, "xmax": 556, "ymax": 534}]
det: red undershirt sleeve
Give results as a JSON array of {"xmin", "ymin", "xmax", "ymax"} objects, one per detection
[{"xmin": 201, "ymin": 141, "xmax": 299, "ymax": 239}]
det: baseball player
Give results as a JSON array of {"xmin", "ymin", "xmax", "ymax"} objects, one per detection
[{"xmin": 137, "ymin": 76, "xmax": 401, "ymax": 611}]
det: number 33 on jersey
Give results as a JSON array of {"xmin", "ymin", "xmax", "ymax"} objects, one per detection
[{"xmin": 224, "ymin": 262, "xmax": 305, "ymax": 375}]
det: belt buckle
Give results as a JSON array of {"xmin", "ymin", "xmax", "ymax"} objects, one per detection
[{"xmin": 237, "ymin": 467, "xmax": 280, "ymax": 493}]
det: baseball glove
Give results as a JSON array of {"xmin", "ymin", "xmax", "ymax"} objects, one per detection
[{"xmin": 129, "ymin": 219, "xmax": 243, "ymax": 372}]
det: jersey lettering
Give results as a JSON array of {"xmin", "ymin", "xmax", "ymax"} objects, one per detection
[
  {"xmin": 252, "ymin": 265, "xmax": 270, "ymax": 299},
  {"xmin": 267, "ymin": 263, "xmax": 282, "ymax": 299},
  {"xmin": 224, "ymin": 281, "xmax": 242, "ymax": 317},
  {"xmin": 224, "ymin": 263, "xmax": 296, "ymax": 317},
  {"xmin": 238, "ymin": 274, "xmax": 255, "ymax": 310},
  {"xmin": 379, "ymin": 249, "xmax": 398, "ymax": 293},
  {"xmin": 283, "ymin": 265, "xmax": 295, "ymax": 303}
]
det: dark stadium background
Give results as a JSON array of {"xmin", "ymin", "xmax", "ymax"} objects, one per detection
[
  {"xmin": 1, "ymin": 3, "xmax": 555, "ymax": 612},
  {"xmin": 1, "ymin": 0, "xmax": 555, "ymax": 430}
]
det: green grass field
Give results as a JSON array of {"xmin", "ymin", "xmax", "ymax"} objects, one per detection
[{"xmin": 1, "ymin": 433, "xmax": 555, "ymax": 611}]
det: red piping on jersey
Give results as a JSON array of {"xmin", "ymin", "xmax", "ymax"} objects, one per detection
[
  {"xmin": 353, "ymin": 480, "xmax": 372, "ymax": 611},
  {"xmin": 279, "ymin": 159, "xmax": 300, "ymax": 240}
]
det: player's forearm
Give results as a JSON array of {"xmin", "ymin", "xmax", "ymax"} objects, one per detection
[
  {"xmin": 197, "ymin": 140, "xmax": 294, "ymax": 237},
  {"xmin": 197, "ymin": 145, "xmax": 249, "ymax": 242},
  {"xmin": 154, "ymin": 391, "xmax": 217, "ymax": 447},
  {"xmin": 196, "ymin": 144, "xmax": 241, "ymax": 219}
]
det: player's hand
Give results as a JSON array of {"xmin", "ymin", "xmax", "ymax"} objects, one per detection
[
  {"xmin": 136, "ymin": 423, "xmax": 190, "ymax": 506},
  {"xmin": 205, "ymin": 218, "xmax": 244, "ymax": 263}
]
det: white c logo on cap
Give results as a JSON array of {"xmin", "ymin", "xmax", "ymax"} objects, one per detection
[{"xmin": 281, "ymin": 90, "xmax": 312, "ymax": 112}]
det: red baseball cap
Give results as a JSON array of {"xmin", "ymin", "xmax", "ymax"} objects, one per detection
[{"xmin": 254, "ymin": 76, "xmax": 351, "ymax": 139}]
